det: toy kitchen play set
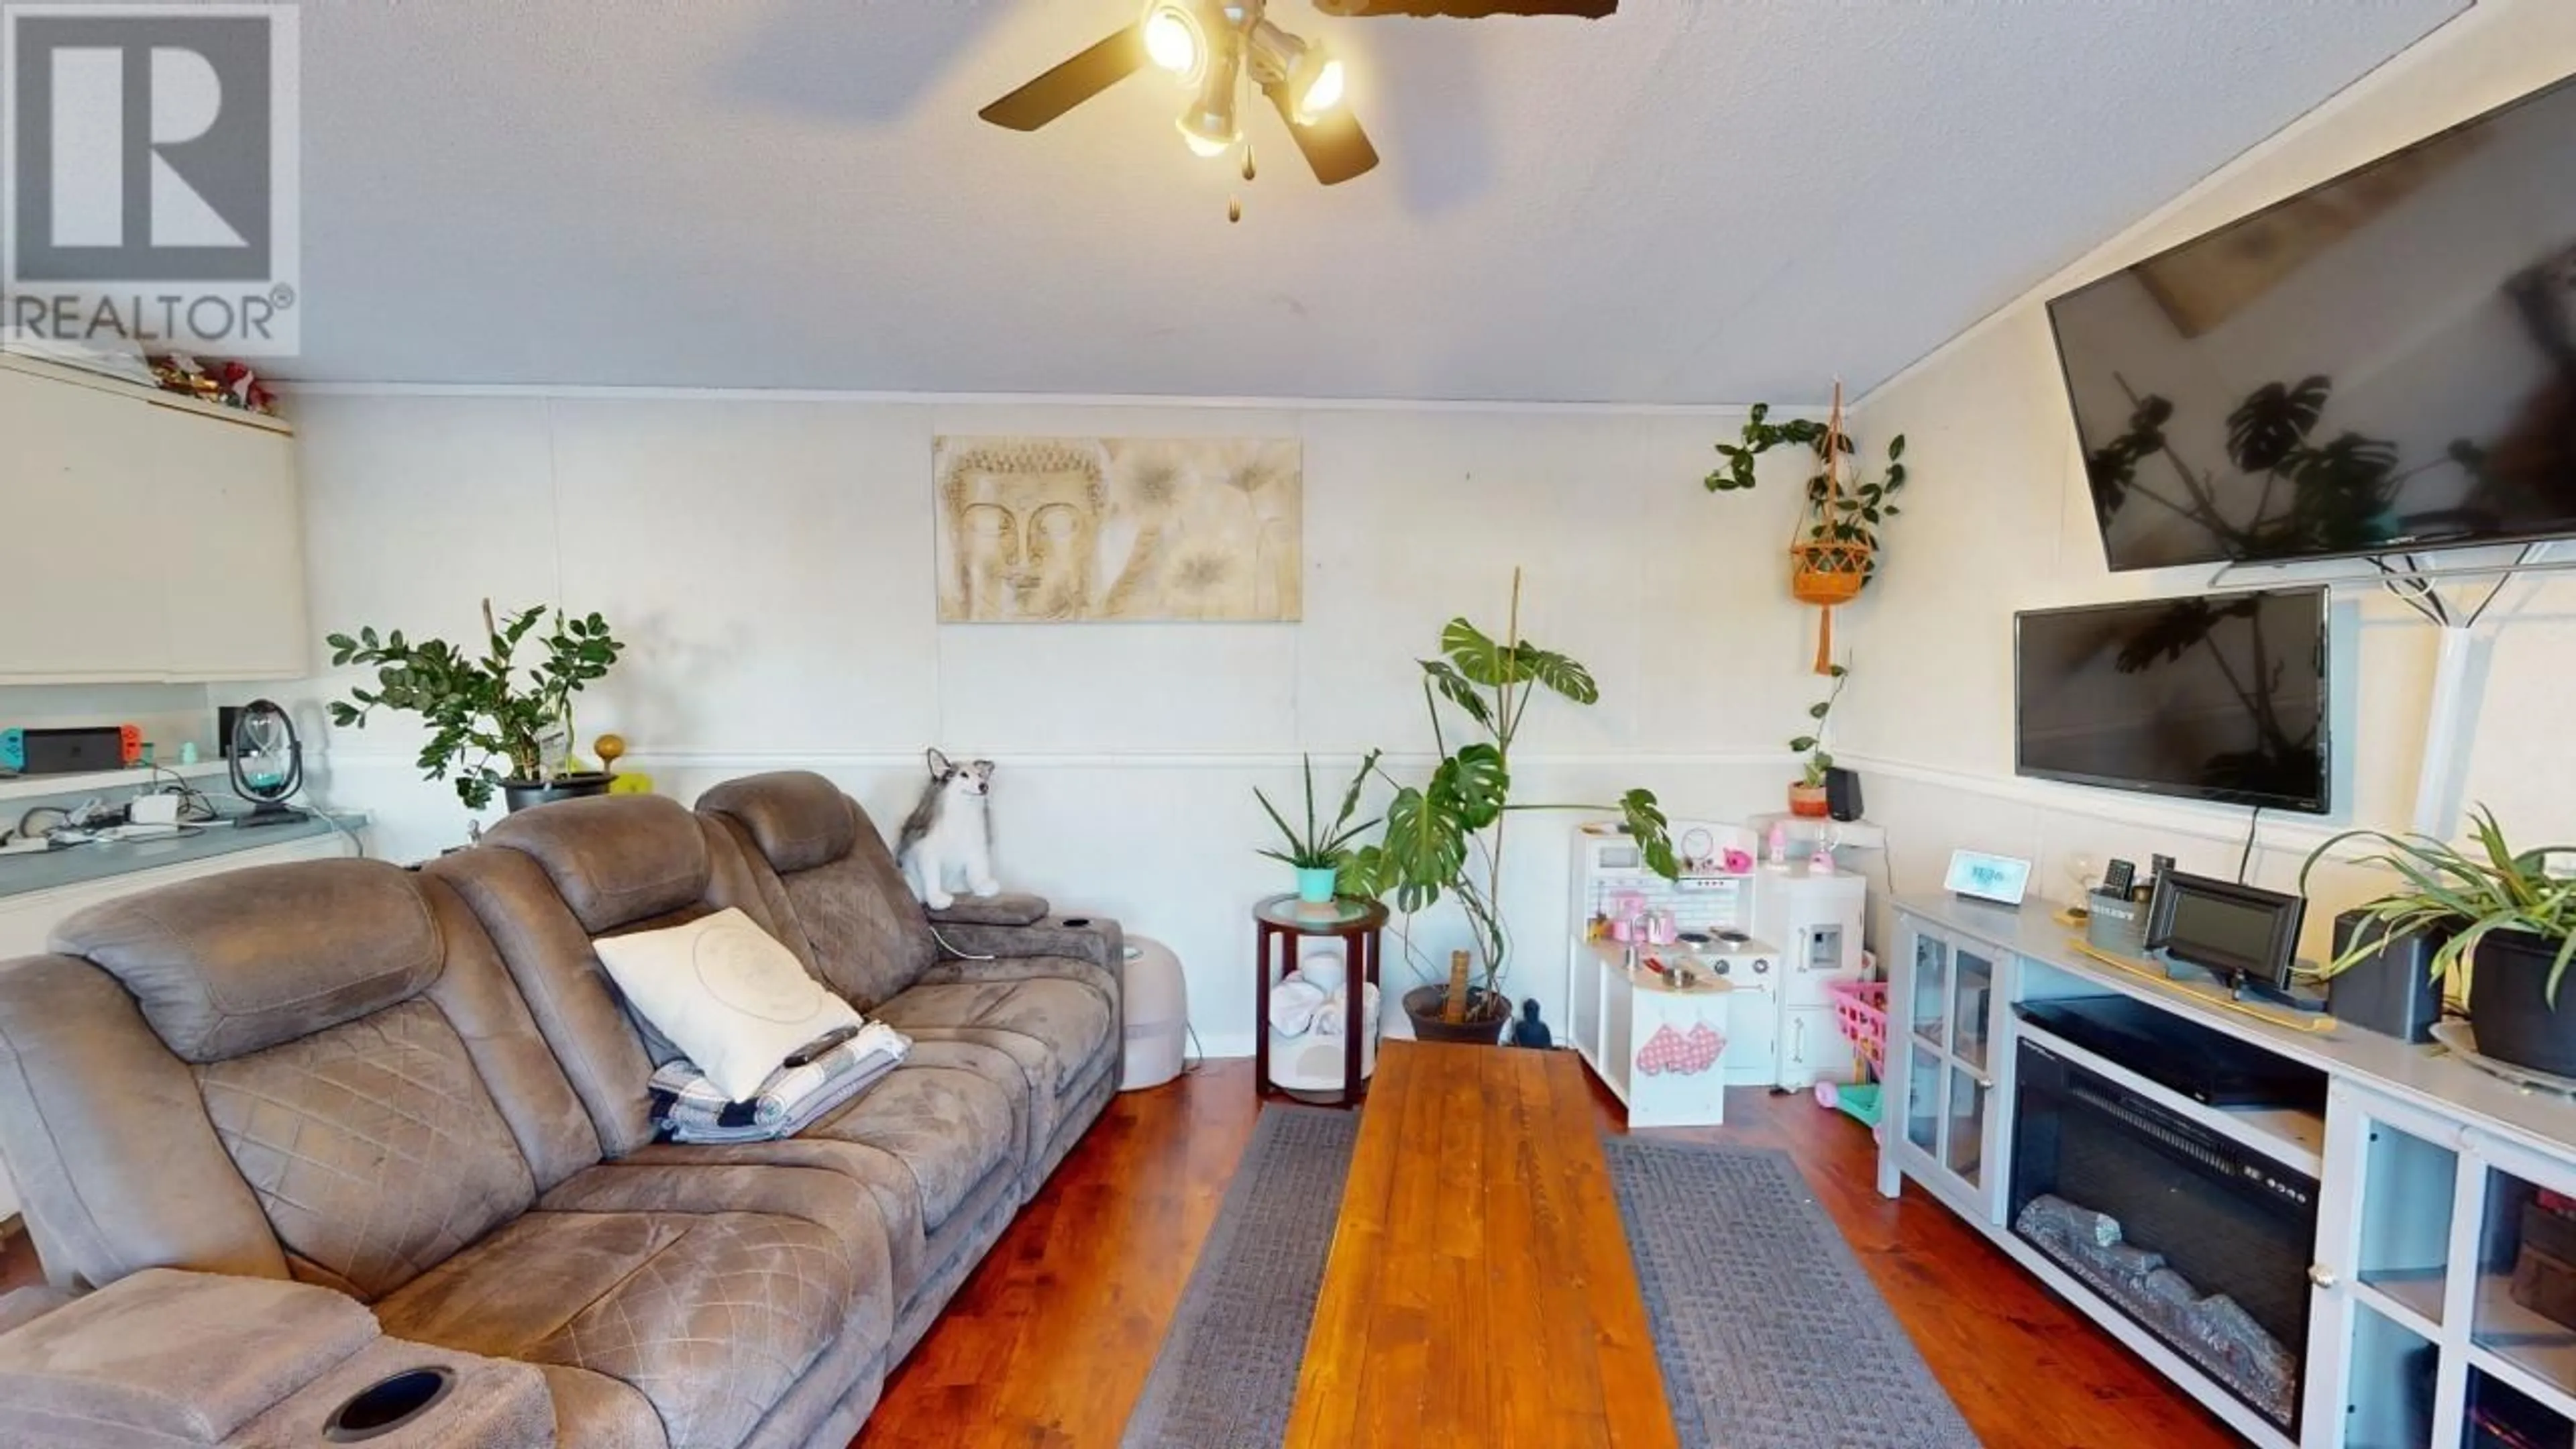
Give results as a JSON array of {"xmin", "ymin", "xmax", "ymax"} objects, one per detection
[{"xmin": 1566, "ymin": 816, "xmax": 1870, "ymax": 1127}]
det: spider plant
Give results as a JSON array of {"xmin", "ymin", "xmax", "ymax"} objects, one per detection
[
  {"xmin": 2302, "ymin": 806, "xmax": 2576, "ymax": 1004},
  {"xmin": 1254, "ymin": 752, "xmax": 1381, "ymax": 871}
]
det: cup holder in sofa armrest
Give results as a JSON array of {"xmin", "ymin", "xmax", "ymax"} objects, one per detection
[{"xmin": 324, "ymin": 1366, "xmax": 456, "ymax": 1442}]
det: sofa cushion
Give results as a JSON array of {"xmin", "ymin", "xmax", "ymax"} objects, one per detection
[
  {"xmin": 50, "ymin": 858, "xmax": 442, "ymax": 1063},
  {"xmin": 376, "ymin": 1202, "xmax": 861, "ymax": 1449},
  {"xmin": 873, "ymin": 969, "xmax": 1112, "ymax": 1098},
  {"xmin": 698, "ymin": 773, "xmax": 936, "ymax": 1010},
  {"xmin": 594, "ymin": 908, "xmax": 864, "ymax": 1102},
  {"xmin": 696, "ymin": 771, "xmax": 857, "ymax": 875},
  {"xmin": 480, "ymin": 796, "xmax": 716, "ymax": 936},
  {"xmin": 800, "ymin": 1061, "xmax": 1017, "ymax": 1230},
  {"xmin": 194, "ymin": 996, "xmax": 538, "ymax": 1300}
]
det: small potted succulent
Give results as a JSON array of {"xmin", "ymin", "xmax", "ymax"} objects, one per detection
[
  {"xmin": 1254, "ymin": 752, "xmax": 1381, "ymax": 904},
  {"xmin": 328, "ymin": 600, "xmax": 626, "ymax": 813},
  {"xmin": 2304, "ymin": 807, "xmax": 2576, "ymax": 1075},
  {"xmin": 1787, "ymin": 663, "xmax": 1849, "ymax": 818}
]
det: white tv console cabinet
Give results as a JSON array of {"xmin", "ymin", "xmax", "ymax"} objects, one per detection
[{"xmin": 1886, "ymin": 890, "xmax": 2576, "ymax": 1449}]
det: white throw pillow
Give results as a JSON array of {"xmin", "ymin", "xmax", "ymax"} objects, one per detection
[{"xmin": 592, "ymin": 908, "xmax": 864, "ymax": 1102}]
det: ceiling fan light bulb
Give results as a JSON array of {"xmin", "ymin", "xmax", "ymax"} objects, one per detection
[
  {"xmin": 1175, "ymin": 30, "xmax": 1242, "ymax": 159},
  {"xmin": 1142, "ymin": 3, "xmax": 1203, "ymax": 80},
  {"xmin": 1295, "ymin": 54, "xmax": 1345, "ymax": 123},
  {"xmin": 1178, "ymin": 115, "xmax": 1236, "ymax": 158}
]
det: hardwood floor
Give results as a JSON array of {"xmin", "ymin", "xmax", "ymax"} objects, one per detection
[
  {"xmin": 855, "ymin": 1057, "xmax": 2242, "ymax": 1449},
  {"xmin": 0, "ymin": 1058, "xmax": 2242, "ymax": 1447}
]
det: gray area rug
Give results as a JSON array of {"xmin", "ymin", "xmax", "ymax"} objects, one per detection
[
  {"xmin": 1121, "ymin": 1106, "xmax": 1356, "ymax": 1449},
  {"xmin": 1122, "ymin": 1103, "xmax": 1981, "ymax": 1449}
]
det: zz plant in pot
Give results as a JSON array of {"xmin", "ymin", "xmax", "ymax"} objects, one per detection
[
  {"xmin": 1255, "ymin": 751, "xmax": 1382, "ymax": 904},
  {"xmin": 2302, "ymin": 807, "xmax": 2576, "ymax": 1075},
  {"xmin": 327, "ymin": 600, "xmax": 626, "ymax": 813},
  {"xmin": 1339, "ymin": 570, "xmax": 1678, "ymax": 1044}
]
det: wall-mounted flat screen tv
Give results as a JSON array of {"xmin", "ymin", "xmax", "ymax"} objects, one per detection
[
  {"xmin": 2015, "ymin": 588, "xmax": 2330, "ymax": 814},
  {"xmin": 2048, "ymin": 71, "xmax": 2576, "ymax": 572}
]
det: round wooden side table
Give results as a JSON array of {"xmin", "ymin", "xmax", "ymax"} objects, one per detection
[{"xmin": 1253, "ymin": 894, "xmax": 1389, "ymax": 1109}]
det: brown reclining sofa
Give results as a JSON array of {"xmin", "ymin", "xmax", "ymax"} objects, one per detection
[{"xmin": 0, "ymin": 771, "xmax": 1123, "ymax": 1448}]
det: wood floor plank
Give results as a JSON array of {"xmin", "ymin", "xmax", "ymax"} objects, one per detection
[{"xmin": 1283, "ymin": 1044, "xmax": 1410, "ymax": 1449}]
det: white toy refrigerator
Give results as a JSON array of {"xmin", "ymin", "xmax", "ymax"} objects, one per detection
[{"xmin": 1751, "ymin": 861, "xmax": 1869, "ymax": 1089}]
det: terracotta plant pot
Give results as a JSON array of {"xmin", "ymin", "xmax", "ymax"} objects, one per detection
[
  {"xmin": 1788, "ymin": 782, "xmax": 1831, "ymax": 818},
  {"xmin": 501, "ymin": 772, "xmax": 614, "ymax": 814},
  {"xmin": 1403, "ymin": 985, "xmax": 1509, "ymax": 1045},
  {"xmin": 2467, "ymin": 929, "xmax": 2576, "ymax": 1077}
]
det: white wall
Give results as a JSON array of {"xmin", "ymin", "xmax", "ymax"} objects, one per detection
[
  {"xmin": 279, "ymin": 390, "xmax": 1827, "ymax": 1052},
  {"xmin": 1839, "ymin": 0, "xmax": 2576, "ymax": 957}
]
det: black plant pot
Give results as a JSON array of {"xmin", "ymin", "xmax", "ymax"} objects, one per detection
[
  {"xmin": 2467, "ymin": 929, "xmax": 2576, "ymax": 1077},
  {"xmin": 500, "ymin": 772, "xmax": 614, "ymax": 814},
  {"xmin": 1402, "ymin": 985, "xmax": 1510, "ymax": 1045}
]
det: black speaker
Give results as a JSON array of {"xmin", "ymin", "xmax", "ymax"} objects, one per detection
[
  {"xmin": 2327, "ymin": 910, "xmax": 2447, "ymax": 1043},
  {"xmin": 219, "ymin": 705, "xmax": 243, "ymax": 758},
  {"xmin": 1824, "ymin": 766, "xmax": 1863, "ymax": 822}
]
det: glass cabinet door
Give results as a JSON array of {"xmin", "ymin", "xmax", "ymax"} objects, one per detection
[
  {"xmin": 1945, "ymin": 1063, "xmax": 1987, "ymax": 1185},
  {"xmin": 1906, "ymin": 1040, "xmax": 1941, "ymax": 1155},
  {"xmin": 1911, "ymin": 931, "xmax": 1949, "ymax": 1049},
  {"xmin": 1953, "ymin": 947, "xmax": 1994, "ymax": 1074},
  {"xmin": 2356, "ymin": 1116, "xmax": 2457, "ymax": 1328},
  {"xmin": 2343, "ymin": 1304, "xmax": 2441, "ymax": 1448},
  {"xmin": 2473, "ymin": 1160, "xmax": 2576, "ymax": 1408}
]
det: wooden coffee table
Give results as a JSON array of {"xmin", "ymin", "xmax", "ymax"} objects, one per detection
[{"xmin": 1284, "ymin": 1040, "xmax": 1679, "ymax": 1448}]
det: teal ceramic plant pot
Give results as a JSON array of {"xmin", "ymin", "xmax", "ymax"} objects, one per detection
[{"xmin": 1295, "ymin": 866, "xmax": 1338, "ymax": 904}]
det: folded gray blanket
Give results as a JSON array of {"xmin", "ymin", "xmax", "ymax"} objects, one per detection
[{"xmin": 649, "ymin": 1022, "xmax": 910, "ymax": 1142}]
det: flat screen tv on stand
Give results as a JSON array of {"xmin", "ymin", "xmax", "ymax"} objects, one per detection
[
  {"xmin": 2015, "ymin": 588, "xmax": 2331, "ymax": 815},
  {"xmin": 2046, "ymin": 69, "xmax": 2576, "ymax": 573}
]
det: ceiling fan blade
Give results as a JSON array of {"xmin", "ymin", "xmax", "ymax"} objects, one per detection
[
  {"xmin": 1311, "ymin": 0, "xmax": 1615, "ymax": 15},
  {"xmin": 978, "ymin": 25, "xmax": 1148, "ymax": 132},
  {"xmin": 1263, "ymin": 81, "xmax": 1380, "ymax": 186}
]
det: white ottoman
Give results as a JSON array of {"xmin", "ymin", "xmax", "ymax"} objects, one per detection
[{"xmin": 1120, "ymin": 935, "xmax": 1189, "ymax": 1091}]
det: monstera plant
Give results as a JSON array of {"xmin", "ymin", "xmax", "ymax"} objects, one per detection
[{"xmin": 1340, "ymin": 570, "xmax": 1676, "ymax": 1042}]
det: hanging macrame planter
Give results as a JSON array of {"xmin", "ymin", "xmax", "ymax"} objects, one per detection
[{"xmin": 1788, "ymin": 382, "xmax": 1872, "ymax": 675}]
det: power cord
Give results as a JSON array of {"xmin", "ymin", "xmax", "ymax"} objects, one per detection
[{"xmin": 2237, "ymin": 806, "xmax": 2263, "ymax": 885}]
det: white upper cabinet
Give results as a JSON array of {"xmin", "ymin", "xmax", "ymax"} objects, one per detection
[{"xmin": 0, "ymin": 356, "xmax": 307, "ymax": 682}]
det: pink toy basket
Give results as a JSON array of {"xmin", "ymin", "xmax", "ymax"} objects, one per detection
[{"xmin": 1827, "ymin": 977, "xmax": 1889, "ymax": 1076}]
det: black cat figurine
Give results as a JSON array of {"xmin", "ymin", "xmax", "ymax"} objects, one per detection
[{"xmin": 1510, "ymin": 998, "xmax": 1552, "ymax": 1049}]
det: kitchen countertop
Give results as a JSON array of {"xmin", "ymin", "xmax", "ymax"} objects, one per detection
[{"xmin": 0, "ymin": 812, "xmax": 370, "ymax": 900}]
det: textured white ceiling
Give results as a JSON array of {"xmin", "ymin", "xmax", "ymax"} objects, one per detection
[{"xmin": 287, "ymin": 0, "xmax": 2466, "ymax": 402}]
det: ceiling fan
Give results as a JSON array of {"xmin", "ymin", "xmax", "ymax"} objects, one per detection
[{"xmin": 978, "ymin": 0, "xmax": 1619, "ymax": 187}]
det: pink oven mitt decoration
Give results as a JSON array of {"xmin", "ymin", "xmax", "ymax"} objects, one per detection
[{"xmin": 1637, "ymin": 1021, "xmax": 1727, "ymax": 1077}]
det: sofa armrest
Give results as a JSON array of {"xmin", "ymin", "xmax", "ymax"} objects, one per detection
[
  {"xmin": 930, "ymin": 913, "xmax": 1125, "ymax": 976},
  {"xmin": 0, "ymin": 1269, "xmax": 553, "ymax": 1449},
  {"xmin": 0, "ymin": 1268, "xmax": 375, "ymax": 1444},
  {"xmin": 922, "ymin": 892, "xmax": 1050, "ymax": 928},
  {"xmin": 0, "ymin": 1284, "xmax": 76, "ymax": 1336}
]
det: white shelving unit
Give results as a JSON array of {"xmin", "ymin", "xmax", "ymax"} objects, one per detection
[
  {"xmin": 0, "ymin": 760, "xmax": 231, "ymax": 804},
  {"xmin": 1883, "ymin": 890, "xmax": 2576, "ymax": 1449}
]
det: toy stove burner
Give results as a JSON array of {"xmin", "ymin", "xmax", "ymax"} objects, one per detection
[{"xmin": 1693, "ymin": 936, "xmax": 1775, "ymax": 980}]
